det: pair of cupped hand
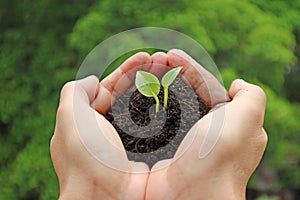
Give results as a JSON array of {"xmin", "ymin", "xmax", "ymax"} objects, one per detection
[{"xmin": 50, "ymin": 49, "xmax": 267, "ymax": 199}]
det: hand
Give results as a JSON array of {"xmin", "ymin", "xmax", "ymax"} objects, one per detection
[
  {"xmin": 51, "ymin": 49, "xmax": 268, "ymax": 199},
  {"xmin": 50, "ymin": 52, "xmax": 153, "ymax": 199},
  {"xmin": 146, "ymin": 49, "xmax": 268, "ymax": 199}
]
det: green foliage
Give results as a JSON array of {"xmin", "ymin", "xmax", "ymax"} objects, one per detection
[
  {"xmin": 1, "ymin": 0, "xmax": 300, "ymax": 198},
  {"xmin": 248, "ymin": 0, "xmax": 300, "ymax": 100},
  {"xmin": 135, "ymin": 67, "xmax": 182, "ymax": 112},
  {"xmin": 195, "ymin": 0, "xmax": 295, "ymax": 94},
  {"xmin": 255, "ymin": 195, "xmax": 279, "ymax": 200},
  {"xmin": 0, "ymin": 0, "xmax": 95, "ymax": 199},
  {"xmin": 135, "ymin": 71, "xmax": 161, "ymax": 112},
  {"xmin": 161, "ymin": 67, "xmax": 183, "ymax": 109},
  {"xmin": 70, "ymin": 0, "xmax": 296, "ymax": 94}
]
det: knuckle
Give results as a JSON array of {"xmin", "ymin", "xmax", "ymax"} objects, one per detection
[
  {"xmin": 240, "ymin": 85, "xmax": 266, "ymax": 119},
  {"xmin": 56, "ymin": 103, "xmax": 73, "ymax": 122},
  {"xmin": 260, "ymin": 129, "xmax": 268, "ymax": 146},
  {"xmin": 58, "ymin": 81, "xmax": 76, "ymax": 109},
  {"xmin": 252, "ymin": 85, "xmax": 267, "ymax": 104},
  {"xmin": 60, "ymin": 81, "xmax": 75, "ymax": 96},
  {"xmin": 49, "ymin": 135, "xmax": 57, "ymax": 156},
  {"xmin": 253, "ymin": 130, "xmax": 268, "ymax": 155}
]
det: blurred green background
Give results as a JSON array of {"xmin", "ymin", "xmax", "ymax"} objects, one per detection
[{"xmin": 0, "ymin": 0, "xmax": 299, "ymax": 199}]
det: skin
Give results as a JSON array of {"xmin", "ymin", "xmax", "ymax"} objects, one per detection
[
  {"xmin": 50, "ymin": 53, "xmax": 152, "ymax": 200},
  {"xmin": 146, "ymin": 50, "xmax": 267, "ymax": 199},
  {"xmin": 50, "ymin": 49, "xmax": 267, "ymax": 199}
]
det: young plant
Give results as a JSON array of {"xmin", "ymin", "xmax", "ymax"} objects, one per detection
[
  {"xmin": 135, "ymin": 66, "xmax": 183, "ymax": 112},
  {"xmin": 135, "ymin": 71, "xmax": 161, "ymax": 112},
  {"xmin": 161, "ymin": 66, "xmax": 183, "ymax": 109}
]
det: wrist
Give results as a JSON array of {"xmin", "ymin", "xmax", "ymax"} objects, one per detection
[
  {"xmin": 178, "ymin": 176, "xmax": 246, "ymax": 200},
  {"xmin": 194, "ymin": 180, "xmax": 245, "ymax": 200},
  {"xmin": 58, "ymin": 175, "xmax": 116, "ymax": 200},
  {"xmin": 151, "ymin": 175, "xmax": 245, "ymax": 200}
]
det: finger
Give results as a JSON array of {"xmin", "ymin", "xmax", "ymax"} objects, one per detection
[
  {"xmin": 60, "ymin": 75, "xmax": 99, "ymax": 107},
  {"xmin": 77, "ymin": 75, "xmax": 100, "ymax": 103},
  {"xmin": 57, "ymin": 79, "xmax": 134, "ymax": 171},
  {"xmin": 229, "ymin": 79, "xmax": 266, "ymax": 106},
  {"xmin": 150, "ymin": 52, "xmax": 170, "ymax": 79},
  {"xmin": 93, "ymin": 52, "xmax": 152, "ymax": 114},
  {"xmin": 259, "ymin": 128, "xmax": 268, "ymax": 149},
  {"xmin": 102, "ymin": 52, "xmax": 152, "ymax": 96},
  {"xmin": 167, "ymin": 49, "xmax": 230, "ymax": 108},
  {"xmin": 229, "ymin": 79, "xmax": 266, "ymax": 117},
  {"xmin": 173, "ymin": 81, "xmax": 267, "ymax": 165},
  {"xmin": 227, "ymin": 79, "xmax": 267, "ymax": 134}
]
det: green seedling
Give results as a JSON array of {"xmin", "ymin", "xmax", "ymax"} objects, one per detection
[
  {"xmin": 135, "ymin": 66, "xmax": 183, "ymax": 112},
  {"xmin": 135, "ymin": 71, "xmax": 161, "ymax": 112},
  {"xmin": 161, "ymin": 66, "xmax": 183, "ymax": 109}
]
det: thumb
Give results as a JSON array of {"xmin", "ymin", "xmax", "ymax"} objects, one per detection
[
  {"xmin": 229, "ymin": 79, "xmax": 266, "ymax": 112},
  {"xmin": 228, "ymin": 79, "xmax": 266, "ymax": 132},
  {"xmin": 59, "ymin": 75, "xmax": 99, "ymax": 107},
  {"xmin": 71, "ymin": 78, "xmax": 133, "ymax": 172},
  {"xmin": 76, "ymin": 75, "xmax": 99, "ymax": 103}
]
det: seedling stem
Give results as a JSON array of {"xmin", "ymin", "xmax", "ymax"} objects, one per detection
[
  {"xmin": 152, "ymin": 93, "xmax": 160, "ymax": 112},
  {"xmin": 163, "ymin": 88, "xmax": 168, "ymax": 110}
]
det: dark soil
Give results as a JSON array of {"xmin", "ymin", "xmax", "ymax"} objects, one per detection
[{"xmin": 105, "ymin": 76, "xmax": 209, "ymax": 168}]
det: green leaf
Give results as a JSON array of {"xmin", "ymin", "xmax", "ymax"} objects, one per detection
[
  {"xmin": 135, "ymin": 71, "xmax": 160, "ymax": 97},
  {"xmin": 161, "ymin": 66, "xmax": 183, "ymax": 110},
  {"xmin": 161, "ymin": 66, "xmax": 183, "ymax": 88}
]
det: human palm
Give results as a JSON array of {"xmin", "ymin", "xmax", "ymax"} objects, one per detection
[
  {"xmin": 51, "ymin": 53, "xmax": 152, "ymax": 199},
  {"xmin": 146, "ymin": 50, "xmax": 267, "ymax": 199},
  {"xmin": 51, "ymin": 50, "xmax": 267, "ymax": 199}
]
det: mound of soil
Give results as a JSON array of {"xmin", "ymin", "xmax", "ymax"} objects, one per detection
[{"xmin": 105, "ymin": 77, "xmax": 209, "ymax": 168}]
